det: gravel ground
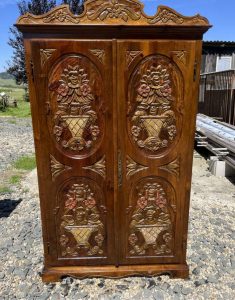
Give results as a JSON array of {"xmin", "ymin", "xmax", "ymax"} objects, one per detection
[
  {"xmin": 0, "ymin": 117, "xmax": 34, "ymax": 172},
  {"xmin": 0, "ymin": 117, "xmax": 235, "ymax": 299}
]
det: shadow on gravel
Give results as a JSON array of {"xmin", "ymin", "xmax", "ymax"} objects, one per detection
[{"xmin": 0, "ymin": 199, "xmax": 22, "ymax": 218}]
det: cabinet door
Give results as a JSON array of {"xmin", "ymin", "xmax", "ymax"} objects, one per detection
[
  {"xmin": 117, "ymin": 40, "xmax": 198, "ymax": 265},
  {"xmin": 30, "ymin": 40, "xmax": 116, "ymax": 266}
]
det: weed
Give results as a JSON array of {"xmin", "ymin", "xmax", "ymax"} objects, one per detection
[
  {"xmin": 9, "ymin": 175, "xmax": 22, "ymax": 185},
  {"xmin": 14, "ymin": 155, "xmax": 36, "ymax": 171}
]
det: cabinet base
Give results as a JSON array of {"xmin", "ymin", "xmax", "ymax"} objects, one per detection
[{"xmin": 42, "ymin": 264, "xmax": 189, "ymax": 282}]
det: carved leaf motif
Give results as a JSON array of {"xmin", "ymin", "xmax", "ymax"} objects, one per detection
[
  {"xmin": 126, "ymin": 50, "xmax": 143, "ymax": 67},
  {"xmin": 86, "ymin": 0, "xmax": 142, "ymax": 22},
  {"xmin": 126, "ymin": 155, "xmax": 148, "ymax": 178},
  {"xmin": 89, "ymin": 49, "xmax": 105, "ymax": 64},
  {"xmin": 50, "ymin": 155, "xmax": 71, "ymax": 180},
  {"xmin": 40, "ymin": 49, "xmax": 56, "ymax": 68},
  {"xmin": 43, "ymin": 7, "xmax": 80, "ymax": 24},
  {"xmin": 148, "ymin": 8, "xmax": 184, "ymax": 24},
  {"xmin": 83, "ymin": 156, "xmax": 106, "ymax": 178},
  {"xmin": 172, "ymin": 50, "xmax": 187, "ymax": 65},
  {"xmin": 159, "ymin": 158, "xmax": 180, "ymax": 177}
]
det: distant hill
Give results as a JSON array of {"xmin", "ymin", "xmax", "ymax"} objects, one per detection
[
  {"xmin": 0, "ymin": 72, "xmax": 24, "ymax": 88},
  {"xmin": 0, "ymin": 72, "xmax": 14, "ymax": 80}
]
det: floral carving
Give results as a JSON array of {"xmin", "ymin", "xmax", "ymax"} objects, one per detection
[
  {"xmin": 83, "ymin": 156, "xmax": 106, "ymax": 178},
  {"xmin": 17, "ymin": 2, "xmax": 210, "ymax": 26},
  {"xmin": 49, "ymin": 61, "xmax": 101, "ymax": 153},
  {"xmin": 128, "ymin": 179, "xmax": 175, "ymax": 256},
  {"xmin": 59, "ymin": 182, "xmax": 105, "ymax": 257},
  {"xmin": 130, "ymin": 60, "xmax": 177, "ymax": 153}
]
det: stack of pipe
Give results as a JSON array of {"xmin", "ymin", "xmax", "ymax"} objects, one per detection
[{"xmin": 196, "ymin": 114, "xmax": 235, "ymax": 154}]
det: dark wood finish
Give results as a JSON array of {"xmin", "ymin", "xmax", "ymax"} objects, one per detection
[{"xmin": 16, "ymin": 0, "xmax": 210, "ymax": 282}]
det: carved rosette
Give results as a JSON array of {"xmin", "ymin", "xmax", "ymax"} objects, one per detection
[
  {"xmin": 128, "ymin": 55, "xmax": 183, "ymax": 156},
  {"xmin": 128, "ymin": 177, "xmax": 176, "ymax": 256},
  {"xmin": 48, "ymin": 56, "xmax": 103, "ymax": 157},
  {"xmin": 59, "ymin": 180, "xmax": 106, "ymax": 257}
]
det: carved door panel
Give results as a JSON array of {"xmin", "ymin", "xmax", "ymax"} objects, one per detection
[
  {"xmin": 117, "ymin": 41, "xmax": 197, "ymax": 264},
  {"xmin": 30, "ymin": 40, "xmax": 115, "ymax": 266}
]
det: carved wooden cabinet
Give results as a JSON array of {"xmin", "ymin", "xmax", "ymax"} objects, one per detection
[{"xmin": 16, "ymin": 0, "xmax": 210, "ymax": 282}]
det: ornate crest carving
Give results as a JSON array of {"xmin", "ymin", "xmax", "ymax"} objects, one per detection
[
  {"xmin": 40, "ymin": 49, "xmax": 56, "ymax": 68},
  {"xmin": 126, "ymin": 50, "xmax": 143, "ymax": 67},
  {"xmin": 17, "ymin": 1, "xmax": 210, "ymax": 27},
  {"xmin": 128, "ymin": 178, "xmax": 175, "ymax": 256},
  {"xmin": 83, "ymin": 156, "xmax": 106, "ymax": 178},
  {"xmin": 59, "ymin": 181, "xmax": 106, "ymax": 257},
  {"xmin": 126, "ymin": 155, "xmax": 148, "ymax": 178},
  {"xmin": 50, "ymin": 155, "xmax": 71, "ymax": 180},
  {"xmin": 89, "ymin": 49, "xmax": 105, "ymax": 64},
  {"xmin": 159, "ymin": 158, "xmax": 180, "ymax": 177},
  {"xmin": 86, "ymin": 0, "xmax": 142, "ymax": 22},
  {"xmin": 48, "ymin": 56, "xmax": 103, "ymax": 156},
  {"xmin": 129, "ymin": 57, "xmax": 178, "ymax": 154}
]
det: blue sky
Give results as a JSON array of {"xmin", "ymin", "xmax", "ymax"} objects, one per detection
[{"xmin": 0, "ymin": 0, "xmax": 234, "ymax": 72}]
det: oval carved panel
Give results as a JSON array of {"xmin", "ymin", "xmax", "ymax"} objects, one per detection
[
  {"xmin": 56, "ymin": 177, "xmax": 106, "ymax": 258},
  {"xmin": 48, "ymin": 55, "xmax": 104, "ymax": 158},
  {"xmin": 128, "ymin": 54, "xmax": 183, "ymax": 157},
  {"xmin": 128, "ymin": 176, "xmax": 176, "ymax": 257}
]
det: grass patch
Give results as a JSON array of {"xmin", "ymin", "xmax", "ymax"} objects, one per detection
[
  {"xmin": 9, "ymin": 175, "xmax": 22, "ymax": 185},
  {"xmin": 14, "ymin": 155, "xmax": 36, "ymax": 171},
  {"xmin": 0, "ymin": 186, "xmax": 11, "ymax": 194}
]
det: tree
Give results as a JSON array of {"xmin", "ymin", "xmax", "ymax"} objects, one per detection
[
  {"xmin": 62, "ymin": 0, "xmax": 85, "ymax": 15},
  {"xmin": 8, "ymin": 0, "xmax": 86, "ymax": 85},
  {"xmin": 8, "ymin": 0, "xmax": 56, "ymax": 84}
]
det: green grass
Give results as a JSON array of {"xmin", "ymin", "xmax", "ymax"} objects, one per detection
[
  {"xmin": 0, "ymin": 83, "xmax": 31, "ymax": 118},
  {"xmin": 9, "ymin": 175, "xmax": 22, "ymax": 185},
  {"xmin": 0, "ymin": 186, "xmax": 11, "ymax": 194},
  {"xmin": 0, "ymin": 89, "xmax": 31, "ymax": 117},
  {"xmin": 14, "ymin": 155, "xmax": 36, "ymax": 171}
]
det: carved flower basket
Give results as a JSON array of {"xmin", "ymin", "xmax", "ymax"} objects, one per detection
[
  {"xmin": 65, "ymin": 225, "xmax": 97, "ymax": 247},
  {"xmin": 136, "ymin": 225, "xmax": 168, "ymax": 245},
  {"xmin": 61, "ymin": 115, "xmax": 90, "ymax": 139},
  {"xmin": 140, "ymin": 116, "xmax": 168, "ymax": 138}
]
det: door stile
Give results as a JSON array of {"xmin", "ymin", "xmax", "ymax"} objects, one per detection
[{"xmin": 112, "ymin": 39, "xmax": 120, "ymax": 267}]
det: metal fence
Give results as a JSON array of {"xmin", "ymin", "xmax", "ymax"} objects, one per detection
[{"xmin": 198, "ymin": 70, "xmax": 235, "ymax": 125}]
